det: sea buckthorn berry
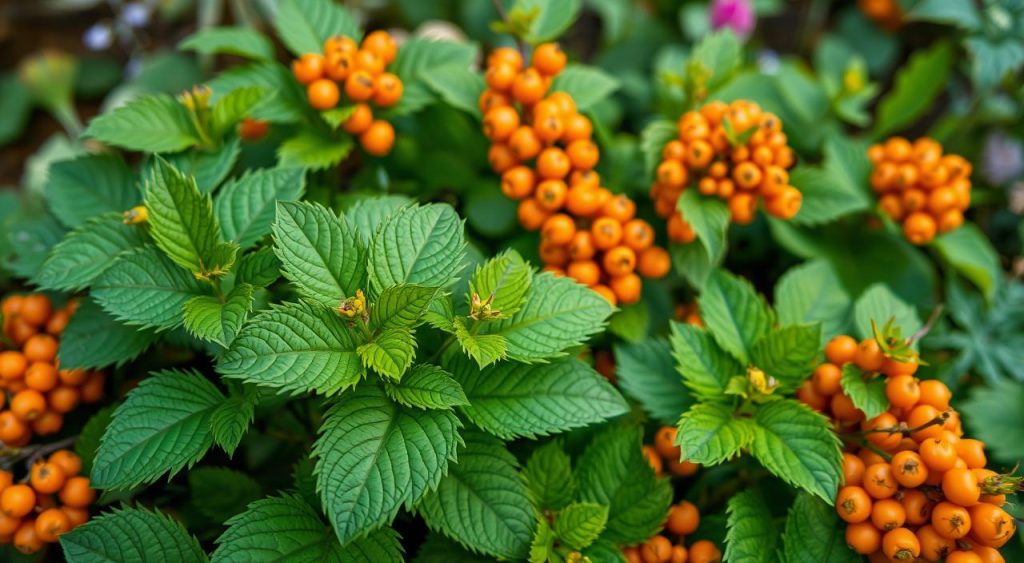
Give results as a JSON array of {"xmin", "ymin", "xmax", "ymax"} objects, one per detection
[
  {"xmin": 906, "ymin": 404, "xmax": 944, "ymax": 442},
  {"xmin": 1, "ymin": 485, "xmax": 35, "ymax": 518},
  {"xmin": 871, "ymin": 498, "xmax": 906, "ymax": 531},
  {"xmin": 901, "ymin": 489, "xmax": 934, "ymax": 526},
  {"xmin": 641, "ymin": 445, "xmax": 663, "ymax": 475},
  {"xmin": 361, "ymin": 30, "xmax": 397, "ymax": 64},
  {"xmin": 854, "ymin": 338, "xmax": 885, "ymax": 372},
  {"xmin": 728, "ymin": 193, "xmax": 757, "ymax": 225},
  {"xmin": 535, "ymin": 180, "xmax": 568, "ymax": 212},
  {"xmin": 536, "ymin": 147, "xmax": 571, "ymax": 179},
  {"xmin": 502, "ymin": 166, "xmax": 535, "ymax": 199},
  {"xmin": 341, "ymin": 103, "xmax": 373, "ymax": 135},
  {"xmin": 542, "ymin": 214, "xmax": 576, "ymax": 245},
  {"xmin": 841, "ymin": 453, "xmax": 865, "ymax": 487},
  {"xmin": 837, "ymin": 486, "xmax": 872, "ymax": 523},
  {"xmin": 654, "ymin": 426, "xmax": 680, "ymax": 460},
  {"xmin": 48, "ymin": 451, "xmax": 81, "ymax": 477},
  {"xmin": 932, "ymin": 501, "xmax": 972, "ymax": 539},
  {"xmin": 483, "ymin": 106, "xmax": 520, "ymax": 142},
  {"xmin": 479, "ymin": 89, "xmax": 509, "ymax": 114},
  {"xmin": 359, "ymin": 120, "xmax": 395, "ymax": 156},
  {"xmin": 687, "ymin": 540, "xmax": 720, "ymax": 563},
  {"xmin": 969, "ymin": 503, "xmax": 1015, "ymax": 546},
  {"xmin": 13, "ymin": 520, "xmax": 42, "ymax": 555},
  {"xmin": 0, "ymin": 352, "xmax": 27, "ymax": 380},
  {"xmin": 764, "ymin": 187, "xmax": 802, "ymax": 219},
  {"xmin": 566, "ymin": 140, "xmax": 599, "ymax": 170},
  {"xmin": 863, "ymin": 462, "xmax": 898, "ymax": 499},
  {"xmin": 566, "ymin": 185, "xmax": 604, "ymax": 217},
  {"xmin": 568, "ymin": 231, "xmax": 596, "ymax": 261},
  {"xmin": 488, "ymin": 144, "xmax": 518, "ymax": 173},
  {"xmin": 591, "ymin": 217, "xmax": 623, "ymax": 250},
  {"xmin": 637, "ymin": 247, "xmax": 670, "ymax": 279},
  {"xmin": 667, "ymin": 213, "xmax": 696, "ymax": 244},
  {"xmin": 601, "ymin": 195, "xmax": 636, "ymax": 223},
  {"xmin": 532, "ymin": 43, "xmax": 567, "ymax": 76},
  {"xmin": 10, "ymin": 389, "xmax": 46, "ymax": 421},
  {"xmin": 591, "ymin": 284, "xmax": 617, "ymax": 305},
  {"xmin": 685, "ymin": 140, "xmax": 714, "ymax": 169},
  {"xmin": 562, "ymin": 113, "xmax": 592, "ymax": 142},
  {"xmin": 353, "ymin": 49, "xmax": 384, "ymax": 75},
  {"xmin": 641, "ymin": 534, "xmax": 672, "ymax": 563},
  {"xmin": 918, "ymin": 380, "xmax": 951, "ymax": 410},
  {"xmin": 825, "ymin": 335, "xmax": 858, "ymax": 365},
  {"xmin": 34, "ymin": 508, "xmax": 70, "ymax": 543},
  {"xmin": 32, "ymin": 411, "xmax": 62, "ymax": 435},
  {"xmin": 845, "ymin": 521, "xmax": 881, "ymax": 554},
  {"xmin": 864, "ymin": 413, "xmax": 902, "ymax": 450},
  {"xmin": 609, "ymin": 273, "xmax": 642, "ymax": 304},
  {"xmin": 890, "ymin": 450, "xmax": 928, "ymax": 488},
  {"xmin": 917, "ymin": 524, "xmax": 955, "ymax": 561},
  {"xmin": 24, "ymin": 362, "xmax": 57, "ymax": 392},
  {"xmin": 947, "ymin": 551, "xmax": 985, "ymax": 563},
  {"xmin": 539, "ymin": 242, "xmax": 568, "ymax": 266},
  {"xmin": 372, "ymin": 73, "xmax": 403, "ymax": 107},
  {"xmin": 623, "ymin": 219, "xmax": 655, "ymax": 251},
  {"xmin": 58, "ymin": 477, "xmax": 95, "ymax": 509},
  {"xmin": 943, "ymin": 468, "xmax": 981, "ymax": 507},
  {"xmin": 238, "ymin": 117, "xmax": 269, "ymax": 142},
  {"xmin": 956, "ymin": 439, "xmax": 987, "ymax": 469},
  {"xmin": 666, "ymin": 501, "xmax": 700, "ymax": 536},
  {"xmin": 488, "ymin": 47, "xmax": 522, "ymax": 71},
  {"xmin": 882, "ymin": 527, "xmax": 920, "ymax": 562},
  {"xmin": 885, "ymin": 375, "xmax": 920, "ymax": 409},
  {"xmin": 508, "ymin": 125, "xmax": 542, "ymax": 160},
  {"xmin": 919, "ymin": 437, "xmax": 957, "ymax": 472},
  {"xmin": 812, "ymin": 363, "xmax": 842, "ymax": 396},
  {"xmin": 512, "ymin": 68, "xmax": 546, "ymax": 104},
  {"xmin": 534, "ymin": 113, "xmax": 564, "ymax": 143},
  {"xmin": 324, "ymin": 35, "xmax": 357, "ymax": 55},
  {"xmin": 517, "ymin": 199, "xmax": 548, "ymax": 231},
  {"xmin": 325, "ymin": 49, "xmax": 355, "ymax": 82},
  {"xmin": 30, "ymin": 462, "xmax": 66, "ymax": 494},
  {"xmin": 797, "ymin": 380, "xmax": 827, "ymax": 411},
  {"xmin": 603, "ymin": 246, "xmax": 637, "ymax": 277},
  {"xmin": 22, "ymin": 334, "xmax": 57, "ymax": 363},
  {"xmin": 344, "ymin": 70, "xmax": 376, "ymax": 102},
  {"xmin": 291, "ymin": 53, "xmax": 325, "ymax": 84},
  {"xmin": 58, "ymin": 368, "xmax": 87, "ymax": 387}
]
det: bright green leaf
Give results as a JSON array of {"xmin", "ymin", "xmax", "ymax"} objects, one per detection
[
  {"xmin": 179, "ymin": 26, "xmax": 276, "ymax": 60},
  {"xmin": 676, "ymin": 402, "xmax": 755, "ymax": 465},
  {"xmin": 724, "ymin": 490, "xmax": 778, "ymax": 563},
  {"xmin": 780, "ymin": 493, "xmax": 861, "ymax": 563},
  {"xmin": 751, "ymin": 324, "xmax": 822, "ymax": 392},
  {"xmin": 839, "ymin": 363, "xmax": 889, "ymax": 420},
  {"xmin": 183, "ymin": 284, "xmax": 254, "ymax": 346},
  {"xmin": 468, "ymin": 249, "xmax": 532, "ymax": 318},
  {"xmin": 853, "ymin": 283, "xmax": 922, "ymax": 343},
  {"xmin": 775, "ymin": 260, "xmax": 852, "ymax": 343},
  {"xmin": 216, "ymin": 167, "xmax": 306, "ymax": 250},
  {"xmin": 273, "ymin": 0, "xmax": 360, "ymax": 57},
  {"xmin": 60, "ymin": 506, "xmax": 207, "ymax": 563},
  {"xmin": 523, "ymin": 441, "xmax": 575, "ymax": 511},
  {"xmin": 84, "ymin": 94, "xmax": 198, "ymax": 152},
  {"xmin": 615, "ymin": 338, "xmax": 695, "ymax": 425},
  {"xmin": 34, "ymin": 212, "xmax": 148, "ymax": 291},
  {"xmin": 144, "ymin": 157, "xmax": 221, "ymax": 274},
  {"xmin": 873, "ymin": 42, "xmax": 952, "ymax": 138},
  {"xmin": 670, "ymin": 321, "xmax": 742, "ymax": 402},
  {"xmin": 554, "ymin": 502, "xmax": 608, "ymax": 551},
  {"xmin": 371, "ymin": 284, "xmax": 439, "ymax": 329},
  {"xmin": 44, "ymin": 154, "xmax": 140, "ymax": 228},
  {"xmin": 358, "ymin": 327, "xmax": 417, "ymax": 380},
  {"xmin": 750, "ymin": 400, "xmax": 843, "ymax": 503},
  {"xmin": 699, "ymin": 270, "xmax": 774, "ymax": 364},
  {"xmin": 385, "ymin": 364, "xmax": 468, "ymax": 409},
  {"xmin": 550, "ymin": 64, "xmax": 619, "ymax": 111},
  {"xmin": 933, "ymin": 223, "xmax": 1003, "ymax": 303},
  {"xmin": 368, "ymin": 203, "xmax": 466, "ymax": 294}
]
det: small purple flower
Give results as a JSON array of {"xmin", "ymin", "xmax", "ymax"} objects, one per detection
[
  {"xmin": 83, "ymin": 23, "xmax": 113, "ymax": 51},
  {"xmin": 710, "ymin": 0, "xmax": 756, "ymax": 40},
  {"xmin": 981, "ymin": 130, "xmax": 1024, "ymax": 185},
  {"xmin": 121, "ymin": 2, "xmax": 152, "ymax": 28}
]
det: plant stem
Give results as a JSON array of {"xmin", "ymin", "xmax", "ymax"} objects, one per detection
[
  {"xmin": 861, "ymin": 411, "xmax": 950, "ymax": 436},
  {"xmin": 909, "ymin": 304, "xmax": 944, "ymax": 344}
]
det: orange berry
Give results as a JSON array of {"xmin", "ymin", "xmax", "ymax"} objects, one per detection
[
  {"xmin": 237, "ymin": 117, "xmax": 269, "ymax": 142},
  {"xmin": 34, "ymin": 508, "xmax": 69, "ymax": 543},
  {"xmin": 841, "ymin": 452, "xmax": 866, "ymax": 487},
  {"xmin": 812, "ymin": 363, "xmax": 842, "ymax": 396},
  {"xmin": 502, "ymin": 166, "xmax": 536, "ymax": 200},
  {"xmin": 291, "ymin": 53, "xmax": 325, "ymax": 84},
  {"xmin": 487, "ymin": 144, "xmax": 518, "ymax": 174},
  {"xmin": 535, "ymin": 180, "xmax": 568, "ymax": 212},
  {"xmin": 0, "ymin": 352, "xmax": 27, "ymax": 380},
  {"xmin": 531, "ymin": 43, "xmax": 567, "ymax": 76},
  {"xmin": 565, "ymin": 185, "xmax": 604, "ymax": 217},
  {"xmin": 622, "ymin": 219, "xmax": 655, "ymax": 251},
  {"xmin": 1, "ymin": 485, "xmax": 35, "ymax": 518},
  {"xmin": 637, "ymin": 247, "xmax": 671, "ymax": 279},
  {"xmin": 59, "ymin": 477, "xmax": 95, "ymax": 509},
  {"xmin": 938, "ymin": 209, "xmax": 964, "ymax": 233},
  {"xmin": 591, "ymin": 284, "xmax": 617, "ymax": 305},
  {"xmin": 687, "ymin": 540, "xmax": 720, "ymax": 563},
  {"xmin": 344, "ymin": 70, "xmax": 376, "ymax": 102},
  {"xmin": 483, "ymin": 106, "xmax": 520, "ymax": 142},
  {"xmin": 845, "ymin": 521, "xmax": 881, "ymax": 554},
  {"xmin": 306, "ymin": 79, "xmax": 340, "ymax": 110},
  {"xmin": 508, "ymin": 125, "xmax": 542, "ymax": 160},
  {"xmin": 653, "ymin": 426, "xmax": 680, "ymax": 460},
  {"xmin": 323, "ymin": 35, "xmax": 357, "ymax": 55},
  {"xmin": 324, "ymin": 50, "xmax": 354, "ymax": 81},
  {"xmin": 591, "ymin": 217, "xmax": 623, "ymax": 250},
  {"xmin": 890, "ymin": 450, "xmax": 928, "ymax": 488},
  {"xmin": 536, "ymin": 147, "xmax": 571, "ymax": 180},
  {"xmin": 47, "ymin": 386, "xmax": 78, "ymax": 414},
  {"xmin": 609, "ymin": 273, "xmax": 642, "ymax": 304},
  {"xmin": 956, "ymin": 439, "xmax": 987, "ymax": 469},
  {"xmin": 48, "ymin": 451, "xmax": 81, "ymax": 477},
  {"xmin": 882, "ymin": 527, "xmax": 920, "ymax": 562},
  {"xmin": 728, "ymin": 192, "xmax": 757, "ymax": 225},
  {"xmin": 903, "ymin": 212, "xmax": 937, "ymax": 245},
  {"xmin": 478, "ymin": 89, "xmax": 510, "ymax": 113},
  {"xmin": 371, "ymin": 73, "xmax": 403, "ymax": 107},
  {"xmin": 361, "ymin": 30, "xmax": 397, "ymax": 64},
  {"xmin": 764, "ymin": 186, "xmax": 802, "ymax": 219},
  {"xmin": 665, "ymin": 501, "xmax": 700, "ymax": 536},
  {"xmin": 485, "ymin": 62, "xmax": 518, "ymax": 91},
  {"xmin": 31, "ymin": 411, "xmax": 62, "ymax": 435},
  {"xmin": 10, "ymin": 390, "xmax": 46, "ymax": 421},
  {"xmin": 359, "ymin": 120, "xmax": 395, "ymax": 156},
  {"xmin": 542, "ymin": 214, "xmax": 576, "ymax": 245},
  {"xmin": 24, "ymin": 362, "xmax": 57, "ymax": 393},
  {"xmin": 562, "ymin": 113, "xmax": 592, "ymax": 142},
  {"xmin": 488, "ymin": 47, "xmax": 523, "ymax": 71},
  {"xmin": 342, "ymin": 103, "xmax": 373, "ymax": 134},
  {"xmin": 0, "ymin": 412, "xmax": 28, "ymax": 445},
  {"xmin": 871, "ymin": 498, "xmax": 906, "ymax": 531},
  {"xmin": 885, "ymin": 374, "xmax": 920, "ymax": 409},
  {"xmin": 353, "ymin": 49, "xmax": 384, "ymax": 75},
  {"xmin": 517, "ymin": 199, "xmax": 549, "ymax": 231},
  {"xmin": 13, "ymin": 519, "xmax": 42, "ymax": 554},
  {"xmin": 567, "ymin": 261, "xmax": 601, "ymax": 286},
  {"xmin": 854, "ymin": 338, "xmax": 885, "ymax": 372},
  {"xmin": 568, "ymin": 231, "xmax": 597, "ymax": 261},
  {"xmin": 641, "ymin": 534, "xmax": 672, "ymax": 563},
  {"xmin": 511, "ymin": 68, "xmax": 547, "ymax": 104},
  {"xmin": 603, "ymin": 246, "xmax": 637, "ymax": 277},
  {"xmin": 942, "ymin": 468, "xmax": 981, "ymax": 507},
  {"xmin": 932, "ymin": 501, "xmax": 972, "ymax": 539},
  {"xmin": 825, "ymin": 335, "xmax": 858, "ymax": 365},
  {"xmin": 566, "ymin": 139, "xmax": 599, "ymax": 170},
  {"xmin": 918, "ymin": 380, "xmax": 952, "ymax": 410},
  {"xmin": 22, "ymin": 334, "xmax": 57, "ymax": 363}
]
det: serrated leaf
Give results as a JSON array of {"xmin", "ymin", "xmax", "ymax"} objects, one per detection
[
  {"xmin": 874, "ymin": 42, "xmax": 952, "ymax": 138},
  {"xmin": 676, "ymin": 402, "xmax": 755, "ymax": 465},
  {"xmin": 234, "ymin": 246, "xmax": 282, "ymax": 288},
  {"xmin": 478, "ymin": 272, "xmax": 613, "ymax": 362},
  {"xmin": 678, "ymin": 189, "xmax": 730, "ymax": 268},
  {"xmin": 446, "ymin": 354, "xmax": 628, "ymax": 439},
  {"xmin": 207, "ymin": 62, "xmax": 307, "ymax": 123},
  {"xmin": 789, "ymin": 136, "xmax": 872, "ymax": 226},
  {"xmin": 179, "ymin": 26, "xmax": 275, "ymax": 60},
  {"xmin": 34, "ymin": 212, "xmax": 148, "ymax": 291},
  {"xmin": 189, "ymin": 467, "xmax": 262, "ymax": 523},
  {"xmin": 58, "ymin": 299, "xmax": 157, "ymax": 369},
  {"xmin": 615, "ymin": 338, "xmax": 695, "ymax": 426},
  {"xmin": 277, "ymin": 129, "xmax": 354, "ymax": 170},
  {"xmin": 780, "ymin": 493, "xmax": 861, "ymax": 563},
  {"xmin": 91, "ymin": 369, "xmax": 224, "ymax": 489},
  {"xmin": 75, "ymin": 406, "xmax": 115, "ymax": 476},
  {"xmin": 839, "ymin": 363, "xmax": 888, "ymax": 420},
  {"xmin": 468, "ymin": 249, "xmax": 532, "ymax": 318},
  {"xmin": 523, "ymin": 441, "xmax": 575, "ymax": 511},
  {"xmin": 314, "ymin": 385, "xmax": 461, "ymax": 545},
  {"xmin": 163, "ymin": 139, "xmax": 241, "ymax": 194},
  {"xmin": 273, "ymin": 200, "xmax": 367, "ymax": 306},
  {"xmin": 725, "ymin": 490, "xmax": 778, "ymax": 563},
  {"xmin": 419, "ymin": 431, "xmax": 533, "ymax": 560},
  {"xmin": 92, "ymin": 245, "xmax": 208, "ymax": 330},
  {"xmin": 453, "ymin": 317, "xmax": 508, "ymax": 368},
  {"xmin": 60, "ymin": 506, "xmax": 207, "ymax": 563},
  {"xmin": 273, "ymin": 0, "xmax": 360, "ymax": 57},
  {"xmin": 44, "ymin": 154, "xmax": 140, "ymax": 228},
  {"xmin": 550, "ymin": 64, "xmax": 618, "ymax": 111},
  {"xmin": 218, "ymin": 300, "xmax": 364, "ymax": 396},
  {"xmin": 640, "ymin": 119, "xmax": 677, "ymax": 177},
  {"xmin": 750, "ymin": 400, "xmax": 843, "ymax": 503},
  {"xmin": 211, "ymin": 494, "xmax": 345, "ymax": 562},
  {"xmin": 853, "ymin": 283, "xmax": 922, "ymax": 343},
  {"xmin": 385, "ymin": 364, "xmax": 467, "ymax": 409},
  {"xmin": 774, "ymin": 260, "xmax": 852, "ymax": 343},
  {"xmin": 144, "ymin": 157, "xmax": 221, "ymax": 274},
  {"xmin": 575, "ymin": 425, "xmax": 672, "ymax": 544},
  {"xmin": 751, "ymin": 324, "xmax": 822, "ymax": 392},
  {"xmin": 84, "ymin": 93, "xmax": 199, "ymax": 152},
  {"xmin": 933, "ymin": 223, "xmax": 1003, "ymax": 303},
  {"xmin": 210, "ymin": 389, "xmax": 257, "ymax": 456},
  {"xmin": 422, "ymin": 65, "xmax": 485, "ymax": 118},
  {"xmin": 368, "ymin": 203, "xmax": 466, "ymax": 294},
  {"xmin": 529, "ymin": 518, "xmax": 555, "ymax": 563},
  {"xmin": 670, "ymin": 321, "xmax": 740, "ymax": 402},
  {"xmin": 183, "ymin": 284, "xmax": 254, "ymax": 346},
  {"xmin": 386, "ymin": 39, "xmax": 478, "ymax": 117},
  {"xmin": 554, "ymin": 502, "xmax": 607, "ymax": 551},
  {"xmin": 216, "ymin": 167, "xmax": 306, "ymax": 250},
  {"xmin": 700, "ymin": 270, "xmax": 774, "ymax": 364},
  {"xmin": 358, "ymin": 327, "xmax": 417, "ymax": 380},
  {"xmin": 670, "ymin": 239, "xmax": 719, "ymax": 290},
  {"xmin": 690, "ymin": 29, "xmax": 741, "ymax": 92},
  {"xmin": 346, "ymin": 195, "xmax": 413, "ymax": 245},
  {"xmin": 372, "ymin": 284, "xmax": 438, "ymax": 329},
  {"xmin": 960, "ymin": 378, "xmax": 1024, "ymax": 463},
  {"xmin": 583, "ymin": 540, "xmax": 627, "ymax": 563},
  {"xmin": 211, "ymin": 86, "xmax": 267, "ymax": 137}
]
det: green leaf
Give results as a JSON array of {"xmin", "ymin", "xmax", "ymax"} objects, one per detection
[
  {"xmin": 91, "ymin": 369, "xmax": 224, "ymax": 489},
  {"xmin": 76, "ymin": 406, "xmax": 114, "ymax": 476},
  {"xmin": 211, "ymin": 86, "xmax": 267, "ymax": 137},
  {"xmin": 422, "ymin": 65, "xmax": 486, "ymax": 118},
  {"xmin": 216, "ymin": 167, "xmax": 306, "ymax": 250},
  {"xmin": 58, "ymin": 298, "xmax": 157, "ymax": 369},
  {"xmin": 183, "ymin": 284, "xmax": 254, "ymax": 346},
  {"xmin": 273, "ymin": 200, "xmax": 367, "ymax": 306},
  {"xmin": 670, "ymin": 239, "xmax": 719, "ymax": 290},
  {"xmin": 277, "ymin": 129, "xmax": 354, "ymax": 170},
  {"xmin": 314, "ymin": 385, "xmax": 461, "ymax": 545},
  {"xmin": 453, "ymin": 317, "xmax": 509, "ymax": 368},
  {"xmin": 960, "ymin": 378, "xmax": 1024, "ymax": 463},
  {"xmin": 85, "ymin": 93, "xmax": 199, "ymax": 152},
  {"xmin": 273, "ymin": 0, "xmax": 360, "ymax": 57},
  {"xmin": 145, "ymin": 157, "xmax": 221, "ymax": 274},
  {"xmin": 774, "ymin": 260, "xmax": 852, "ymax": 343},
  {"xmin": 750, "ymin": 400, "xmax": 843, "ymax": 503},
  {"xmin": 640, "ymin": 119, "xmax": 677, "ymax": 177},
  {"xmin": 615, "ymin": 338, "xmax": 695, "ymax": 426},
  {"xmin": 906, "ymin": 0, "xmax": 981, "ymax": 29},
  {"xmin": 189, "ymin": 467, "xmax": 262, "ymax": 523},
  {"xmin": 44, "ymin": 154, "xmax": 140, "ymax": 227},
  {"xmin": 0, "ymin": 73, "xmax": 31, "ymax": 145},
  {"xmin": 514, "ymin": 0, "xmax": 582, "ymax": 43},
  {"xmin": 789, "ymin": 136, "xmax": 872, "ymax": 226},
  {"xmin": 550, "ymin": 64, "xmax": 619, "ymax": 112},
  {"xmin": 163, "ymin": 139, "xmax": 241, "ymax": 194},
  {"xmin": 371, "ymin": 284, "xmax": 439, "ymax": 329},
  {"xmin": 211, "ymin": 494, "xmax": 346, "ymax": 562},
  {"xmin": 478, "ymin": 272, "xmax": 613, "ymax": 362},
  {"xmin": 60, "ymin": 506, "xmax": 207, "ymax": 563},
  {"xmin": 210, "ymin": 389, "xmax": 257, "ymax": 456},
  {"xmin": 780, "ymin": 493, "xmax": 861, "ymax": 563},
  {"xmin": 92, "ymin": 245, "xmax": 208, "ymax": 330},
  {"xmin": 2, "ymin": 211, "xmax": 67, "ymax": 280},
  {"xmin": 358, "ymin": 327, "xmax": 417, "ymax": 380},
  {"xmin": 234, "ymin": 246, "xmax": 282, "ymax": 288},
  {"xmin": 873, "ymin": 42, "xmax": 952, "ymax": 138},
  {"xmin": 554, "ymin": 502, "xmax": 608, "ymax": 551},
  {"xmin": 575, "ymin": 425, "xmax": 672, "ymax": 544},
  {"xmin": 530, "ymin": 518, "xmax": 555, "ymax": 563},
  {"xmin": 677, "ymin": 189, "xmax": 730, "ymax": 266},
  {"xmin": 208, "ymin": 62, "xmax": 307, "ymax": 123},
  {"xmin": 468, "ymin": 249, "xmax": 532, "ymax": 318},
  {"xmin": 724, "ymin": 490, "xmax": 778, "ymax": 563},
  {"xmin": 583, "ymin": 540, "xmax": 628, "ymax": 563},
  {"xmin": 839, "ymin": 363, "xmax": 888, "ymax": 420},
  {"xmin": 218, "ymin": 300, "xmax": 364, "ymax": 396},
  {"xmin": 368, "ymin": 203, "xmax": 466, "ymax": 294},
  {"xmin": 385, "ymin": 364, "xmax": 468, "ymax": 409},
  {"xmin": 447, "ymin": 355, "xmax": 628, "ymax": 439},
  {"xmin": 965, "ymin": 36, "xmax": 1024, "ymax": 90},
  {"xmin": 414, "ymin": 534, "xmax": 494, "ymax": 563},
  {"xmin": 386, "ymin": 39, "xmax": 478, "ymax": 116},
  {"xmin": 853, "ymin": 283, "xmax": 922, "ymax": 342},
  {"xmin": 337, "ymin": 527, "xmax": 405, "ymax": 562},
  {"xmin": 699, "ymin": 270, "xmax": 774, "ymax": 364},
  {"xmin": 676, "ymin": 402, "xmax": 755, "ymax": 465},
  {"xmin": 34, "ymin": 212, "xmax": 148, "ymax": 291},
  {"xmin": 690, "ymin": 30, "xmax": 741, "ymax": 92},
  {"xmin": 670, "ymin": 321, "xmax": 742, "ymax": 402},
  {"xmin": 933, "ymin": 223, "xmax": 1003, "ymax": 303},
  {"xmin": 419, "ymin": 431, "xmax": 533, "ymax": 560},
  {"xmin": 346, "ymin": 195, "xmax": 413, "ymax": 245},
  {"xmin": 179, "ymin": 26, "xmax": 275, "ymax": 60},
  {"xmin": 750, "ymin": 324, "xmax": 822, "ymax": 392},
  {"xmin": 608, "ymin": 302, "xmax": 651, "ymax": 343},
  {"xmin": 522, "ymin": 441, "xmax": 575, "ymax": 511}
]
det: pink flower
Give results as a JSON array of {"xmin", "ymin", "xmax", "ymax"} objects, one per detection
[{"xmin": 710, "ymin": 0, "xmax": 756, "ymax": 39}]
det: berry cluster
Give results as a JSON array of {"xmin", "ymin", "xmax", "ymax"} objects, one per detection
[
  {"xmin": 0, "ymin": 295, "xmax": 104, "ymax": 445},
  {"xmin": 797, "ymin": 333, "xmax": 1016, "ymax": 562},
  {"xmin": 290, "ymin": 30, "xmax": 402, "ymax": 156},
  {"xmin": 0, "ymin": 450, "xmax": 95, "ymax": 554},
  {"xmin": 644, "ymin": 426, "xmax": 700, "ymax": 479},
  {"xmin": 868, "ymin": 137, "xmax": 971, "ymax": 245},
  {"xmin": 651, "ymin": 100, "xmax": 801, "ymax": 244},
  {"xmin": 480, "ymin": 43, "xmax": 671, "ymax": 305},
  {"xmin": 621, "ymin": 501, "xmax": 721, "ymax": 563}
]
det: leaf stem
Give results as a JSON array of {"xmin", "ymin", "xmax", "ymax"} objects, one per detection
[{"xmin": 909, "ymin": 304, "xmax": 944, "ymax": 344}]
